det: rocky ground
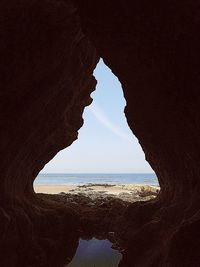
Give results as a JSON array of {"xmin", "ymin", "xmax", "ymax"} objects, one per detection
[
  {"xmin": 36, "ymin": 183, "xmax": 159, "ymax": 202},
  {"xmin": 38, "ymin": 184, "xmax": 159, "ymax": 241}
]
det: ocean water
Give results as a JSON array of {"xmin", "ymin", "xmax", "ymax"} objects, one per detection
[{"xmin": 34, "ymin": 173, "xmax": 158, "ymax": 186}]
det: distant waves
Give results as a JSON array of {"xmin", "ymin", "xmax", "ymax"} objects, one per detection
[{"xmin": 34, "ymin": 173, "xmax": 158, "ymax": 186}]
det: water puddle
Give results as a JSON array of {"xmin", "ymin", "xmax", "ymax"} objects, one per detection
[{"xmin": 66, "ymin": 238, "xmax": 122, "ymax": 267}]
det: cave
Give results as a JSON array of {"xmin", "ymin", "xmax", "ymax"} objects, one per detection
[
  {"xmin": 0, "ymin": 0, "xmax": 200, "ymax": 266},
  {"xmin": 35, "ymin": 58, "xmax": 154, "ymax": 176}
]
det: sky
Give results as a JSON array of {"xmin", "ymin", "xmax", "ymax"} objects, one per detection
[{"xmin": 41, "ymin": 59, "xmax": 153, "ymax": 173}]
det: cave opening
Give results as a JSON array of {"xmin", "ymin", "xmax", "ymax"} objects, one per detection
[
  {"xmin": 34, "ymin": 59, "xmax": 158, "ymax": 197},
  {"xmin": 1, "ymin": 0, "xmax": 198, "ymax": 266},
  {"xmin": 33, "ymin": 59, "xmax": 159, "ymax": 267}
]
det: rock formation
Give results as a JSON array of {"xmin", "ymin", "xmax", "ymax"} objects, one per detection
[
  {"xmin": 0, "ymin": 0, "xmax": 200, "ymax": 266},
  {"xmin": 0, "ymin": 1, "xmax": 98, "ymax": 266},
  {"xmin": 75, "ymin": 1, "xmax": 200, "ymax": 266}
]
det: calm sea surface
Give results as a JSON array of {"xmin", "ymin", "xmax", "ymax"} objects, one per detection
[{"xmin": 34, "ymin": 173, "xmax": 158, "ymax": 186}]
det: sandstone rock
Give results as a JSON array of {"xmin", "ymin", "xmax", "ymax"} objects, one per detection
[
  {"xmin": 1, "ymin": 0, "xmax": 200, "ymax": 266},
  {"xmin": 75, "ymin": 1, "xmax": 200, "ymax": 265}
]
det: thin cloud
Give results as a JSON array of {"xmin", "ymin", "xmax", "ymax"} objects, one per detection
[{"xmin": 88, "ymin": 103, "xmax": 133, "ymax": 142}]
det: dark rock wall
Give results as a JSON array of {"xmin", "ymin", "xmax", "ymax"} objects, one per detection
[
  {"xmin": 0, "ymin": 1, "xmax": 99, "ymax": 266},
  {"xmin": 1, "ymin": 0, "xmax": 200, "ymax": 266},
  {"xmin": 0, "ymin": 0, "xmax": 98, "ymax": 201},
  {"xmin": 75, "ymin": 0, "xmax": 200, "ymax": 201},
  {"xmin": 74, "ymin": 1, "xmax": 200, "ymax": 266}
]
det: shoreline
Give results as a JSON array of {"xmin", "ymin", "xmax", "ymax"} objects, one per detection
[{"xmin": 34, "ymin": 183, "xmax": 159, "ymax": 202}]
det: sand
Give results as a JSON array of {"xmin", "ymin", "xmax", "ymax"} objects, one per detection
[
  {"xmin": 34, "ymin": 183, "xmax": 159, "ymax": 202},
  {"xmin": 35, "ymin": 184, "xmax": 77, "ymax": 194}
]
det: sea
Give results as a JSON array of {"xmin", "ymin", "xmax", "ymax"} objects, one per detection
[{"xmin": 34, "ymin": 173, "xmax": 158, "ymax": 186}]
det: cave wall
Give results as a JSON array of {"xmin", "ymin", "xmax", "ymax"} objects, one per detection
[
  {"xmin": 75, "ymin": 0, "xmax": 200, "ymax": 202},
  {"xmin": 1, "ymin": 0, "xmax": 200, "ymax": 266},
  {"xmin": 74, "ymin": 1, "xmax": 200, "ymax": 266},
  {"xmin": 0, "ymin": 1, "xmax": 99, "ymax": 266},
  {"xmin": 0, "ymin": 0, "xmax": 98, "ymax": 201}
]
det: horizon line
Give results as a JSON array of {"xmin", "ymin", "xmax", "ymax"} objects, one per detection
[{"xmin": 38, "ymin": 172, "xmax": 156, "ymax": 175}]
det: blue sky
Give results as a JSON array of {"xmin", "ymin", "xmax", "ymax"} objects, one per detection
[{"xmin": 41, "ymin": 59, "xmax": 153, "ymax": 173}]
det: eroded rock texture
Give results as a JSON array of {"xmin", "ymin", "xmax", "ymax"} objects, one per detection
[
  {"xmin": 74, "ymin": 1, "xmax": 200, "ymax": 266},
  {"xmin": 0, "ymin": 1, "xmax": 98, "ymax": 266},
  {"xmin": 1, "ymin": 0, "xmax": 200, "ymax": 266},
  {"xmin": 0, "ymin": 0, "xmax": 98, "ymax": 200}
]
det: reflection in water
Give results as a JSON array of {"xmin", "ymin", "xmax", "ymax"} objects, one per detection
[{"xmin": 66, "ymin": 238, "xmax": 122, "ymax": 267}]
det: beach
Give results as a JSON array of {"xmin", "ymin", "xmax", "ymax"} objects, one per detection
[{"xmin": 34, "ymin": 183, "xmax": 159, "ymax": 202}]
